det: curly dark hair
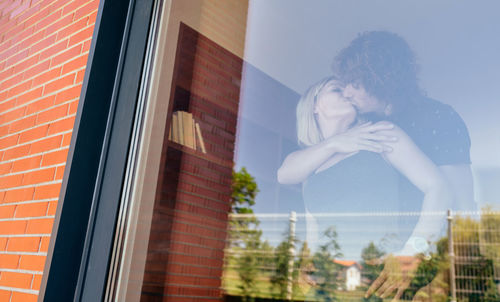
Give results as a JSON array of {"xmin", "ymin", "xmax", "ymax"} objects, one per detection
[{"xmin": 332, "ymin": 31, "xmax": 422, "ymax": 112}]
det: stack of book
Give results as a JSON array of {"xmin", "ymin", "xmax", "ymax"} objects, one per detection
[{"xmin": 168, "ymin": 110, "xmax": 206, "ymax": 153}]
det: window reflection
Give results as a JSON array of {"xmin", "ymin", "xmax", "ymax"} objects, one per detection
[{"xmin": 115, "ymin": 1, "xmax": 500, "ymax": 301}]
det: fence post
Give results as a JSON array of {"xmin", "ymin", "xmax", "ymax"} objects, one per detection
[
  {"xmin": 287, "ymin": 211, "xmax": 297, "ymax": 300},
  {"xmin": 448, "ymin": 209, "xmax": 457, "ymax": 302}
]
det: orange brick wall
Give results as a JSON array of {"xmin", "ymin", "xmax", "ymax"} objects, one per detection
[{"xmin": 0, "ymin": 0, "xmax": 98, "ymax": 301}]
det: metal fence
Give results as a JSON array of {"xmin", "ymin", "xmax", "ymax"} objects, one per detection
[{"xmin": 223, "ymin": 210, "xmax": 500, "ymax": 301}]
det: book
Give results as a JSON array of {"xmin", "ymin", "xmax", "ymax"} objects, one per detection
[{"xmin": 195, "ymin": 122, "xmax": 206, "ymax": 154}]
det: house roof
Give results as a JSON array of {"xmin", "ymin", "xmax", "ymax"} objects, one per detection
[{"xmin": 333, "ymin": 259, "xmax": 358, "ymax": 267}]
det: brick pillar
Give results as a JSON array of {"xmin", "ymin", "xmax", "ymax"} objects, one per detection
[{"xmin": 0, "ymin": 1, "xmax": 99, "ymax": 301}]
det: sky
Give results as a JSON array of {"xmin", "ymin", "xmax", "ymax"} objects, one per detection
[
  {"xmin": 243, "ymin": 0, "xmax": 500, "ymax": 169},
  {"xmin": 231, "ymin": 1, "xmax": 500, "ymax": 255}
]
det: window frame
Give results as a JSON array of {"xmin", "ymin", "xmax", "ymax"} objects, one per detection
[{"xmin": 38, "ymin": 0, "xmax": 159, "ymax": 301}]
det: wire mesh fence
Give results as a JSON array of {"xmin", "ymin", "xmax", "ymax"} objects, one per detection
[{"xmin": 222, "ymin": 210, "xmax": 500, "ymax": 301}]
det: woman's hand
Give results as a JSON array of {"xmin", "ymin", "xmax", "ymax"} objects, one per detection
[
  {"xmin": 325, "ymin": 121, "xmax": 397, "ymax": 154},
  {"xmin": 277, "ymin": 121, "xmax": 397, "ymax": 184}
]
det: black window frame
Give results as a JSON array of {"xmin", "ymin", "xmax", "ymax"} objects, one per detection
[{"xmin": 38, "ymin": 0, "xmax": 159, "ymax": 301}]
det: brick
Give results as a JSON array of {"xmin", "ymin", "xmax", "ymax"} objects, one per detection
[
  {"xmin": 51, "ymin": 44, "xmax": 82, "ymax": 67},
  {"xmin": 68, "ymin": 26, "xmax": 94, "ymax": 48},
  {"xmin": 47, "ymin": 116, "xmax": 75, "ymax": 134},
  {"xmin": 26, "ymin": 95, "xmax": 55, "ymax": 115},
  {"xmin": 0, "ymin": 99, "xmax": 16, "ymax": 113},
  {"xmin": 0, "ymin": 254, "xmax": 20, "ymax": 269},
  {"xmin": 0, "ymin": 271, "xmax": 33, "ymax": 289},
  {"xmin": 23, "ymin": 59, "xmax": 51, "ymax": 80},
  {"xmin": 7, "ymin": 237, "xmax": 41, "ymax": 252},
  {"xmin": 22, "ymin": 167, "xmax": 56, "ymax": 185},
  {"xmin": 33, "ymin": 183, "xmax": 61, "ymax": 200},
  {"xmin": 12, "ymin": 53, "xmax": 39, "ymax": 74},
  {"xmin": 17, "ymin": 28, "xmax": 45, "ymax": 53},
  {"xmin": 82, "ymin": 39, "xmax": 91, "ymax": 53},
  {"xmin": 11, "ymin": 156, "xmax": 42, "ymax": 173},
  {"xmin": 7, "ymin": 79, "xmax": 32, "ymax": 99},
  {"xmin": 19, "ymin": 125, "xmax": 49, "ymax": 144},
  {"xmin": 88, "ymin": 10, "xmax": 97, "ymax": 24},
  {"xmin": 0, "ymin": 290, "xmax": 10, "ymax": 301},
  {"xmin": 62, "ymin": 0, "xmax": 89, "ymax": 16},
  {"xmin": 15, "ymin": 3, "xmax": 42, "ymax": 24},
  {"xmin": 12, "ymin": 291, "xmax": 37, "ymax": 302},
  {"xmin": 39, "ymin": 38, "xmax": 67, "ymax": 61},
  {"xmin": 5, "ymin": 133, "xmax": 27, "ymax": 153},
  {"xmin": 16, "ymin": 87, "xmax": 44, "ymax": 106},
  {"xmin": 11, "ymin": 25, "xmax": 35, "ymax": 46},
  {"xmin": 22, "ymin": 5, "xmax": 50, "ymax": 30},
  {"xmin": 0, "ymin": 238, "xmax": 7, "ymax": 250},
  {"xmin": 0, "ymin": 134, "xmax": 19, "ymax": 149},
  {"xmin": 36, "ymin": 103, "xmax": 68, "ymax": 124},
  {"xmin": 47, "ymin": 200, "xmax": 57, "ymax": 215},
  {"xmin": 0, "ymin": 205, "xmax": 16, "ymax": 219},
  {"xmin": 62, "ymin": 54, "xmax": 87, "ymax": 74},
  {"xmin": 75, "ymin": 0, "xmax": 99, "ymax": 20},
  {"xmin": 43, "ymin": 73, "xmax": 75, "ymax": 95},
  {"xmin": 41, "ymin": 148, "xmax": 68, "ymax": 166},
  {"xmin": 62, "ymin": 132, "xmax": 72, "ymax": 146},
  {"xmin": 29, "ymin": 34, "xmax": 57, "ymax": 56},
  {"xmin": 76, "ymin": 68, "xmax": 85, "ymax": 83},
  {"xmin": 33, "ymin": 9, "xmax": 62, "ymax": 32},
  {"xmin": 32, "ymin": 274, "xmax": 42, "ymax": 290},
  {"xmin": 19, "ymin": 255, "xmax": 46, "ymax": 271},
  {"xmin": 0, "ymin": 107, "xmax": 26, "ymax": 124},
  {"xmin": 0, "ymin": 43, "xmax": 19, "ymax": 63},
  {"xmin": 49, "ymin": 0, "xmax": 73, "ymax": 14},
  {"xmin": 5, "ymin": 49, "xmax": 29, "ymax": 69},
  {"xmin": 0, "ymin": 73, "xmax": 22, "ymax": 91},
  {"xmin": 8, "ymin": 115, "xmax": 37, "ymax": 134},
  {"xmin": 15, "ymin": 202, "xmax": 48, "ymax": 218},
  {"xmin": 68, "ymin": 100, "xmax": 78, "ymax": 114},
  {"xmin": 0, "ymin": 162, "xmax": 12, "ymax": 174},
  {"xmin": 26, "ymin": 218, "xmax": 53, "ymax": 234},
  {"xmin": 56, "ymin": 17, "xmax": 88, "ymax": 42},
  {"xmin": 30, "ymin": 135, "xmax": 62, "ymax": 154},
  {"xmin": 0, "ymin": 220, "xmax": 27, "ymax": 235},
  {"xmin": 10, "ymin": 1, "xmax": 30, "ymax": 18},
  {"xmin": 44, "ymin": 13, "xmax": 73, "ymax": 37},
  {"xmin": 0, "ymin": 174, "xmax": 23, "ymax": 189},
  {"xmin": 55, "ymin": 84, "xmax": 81, "ymax": 104},
  {"xmin": 39, "ymin": 236, "xmax": 50, "ymax": 252},
  {"xmin": 32, "ymin": 67, "xmax": 61, "ymax": 87},
  {"xmin": 3, "ymin": 187, "xmax": 35, "ymax": 203},
  {"xmin": 0, "ymin": 90, "xmax": 8, "ymax": 102},
  {"xmin": 0, "ymin": 66, "xmax": 14, "ymax": 82}
]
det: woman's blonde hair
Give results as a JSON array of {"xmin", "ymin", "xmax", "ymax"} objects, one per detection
[{"xmin": 296, "ymin": 76, "xmax": 340, "ymax": 146}]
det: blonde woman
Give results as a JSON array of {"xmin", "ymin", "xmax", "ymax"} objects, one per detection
[{"xmin": 278, "ymin": 77, "xmax": 452, "ymax": 299}]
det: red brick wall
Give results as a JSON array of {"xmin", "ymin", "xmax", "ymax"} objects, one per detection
[
  {"xmin": 140, "ymin": 23, "xmax": 242, "ymax": 302},
  {"xmin": 0, "ymin": 0, "xmax": 98, "ymax": 300}
]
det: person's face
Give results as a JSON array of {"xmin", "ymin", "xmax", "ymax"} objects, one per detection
[
  {"xmin": 314, "ymin": 81, "xmax": 356, "ymax": 123},
  {"xmin": 342, "ymin": 84, "xmax": 386, "ymax": 115}
]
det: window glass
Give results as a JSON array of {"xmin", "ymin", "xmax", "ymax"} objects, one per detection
[{"xmin": 111, "ymin": 1, "xmax": 500, "ymax": 301}]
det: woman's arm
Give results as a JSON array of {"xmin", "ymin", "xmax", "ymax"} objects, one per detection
[{"xmin": 277, "ymin": 122, "xmax": 397, "ymax": 184}]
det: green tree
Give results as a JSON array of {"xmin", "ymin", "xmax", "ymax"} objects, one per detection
[
  {"xmin": 228, "ymin": 167, "xmax": 262, "ymax": 301},
  {"xmin": 270, "ymin": 229, "xmax": 299, "ymax": 299},
  {"xmin": 311, "ymin": 226, "xmax": 343, "ymax": 301},
  {"xmin": 360, "ymin": 242, "xmax": 385, "ymax": 302}
]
